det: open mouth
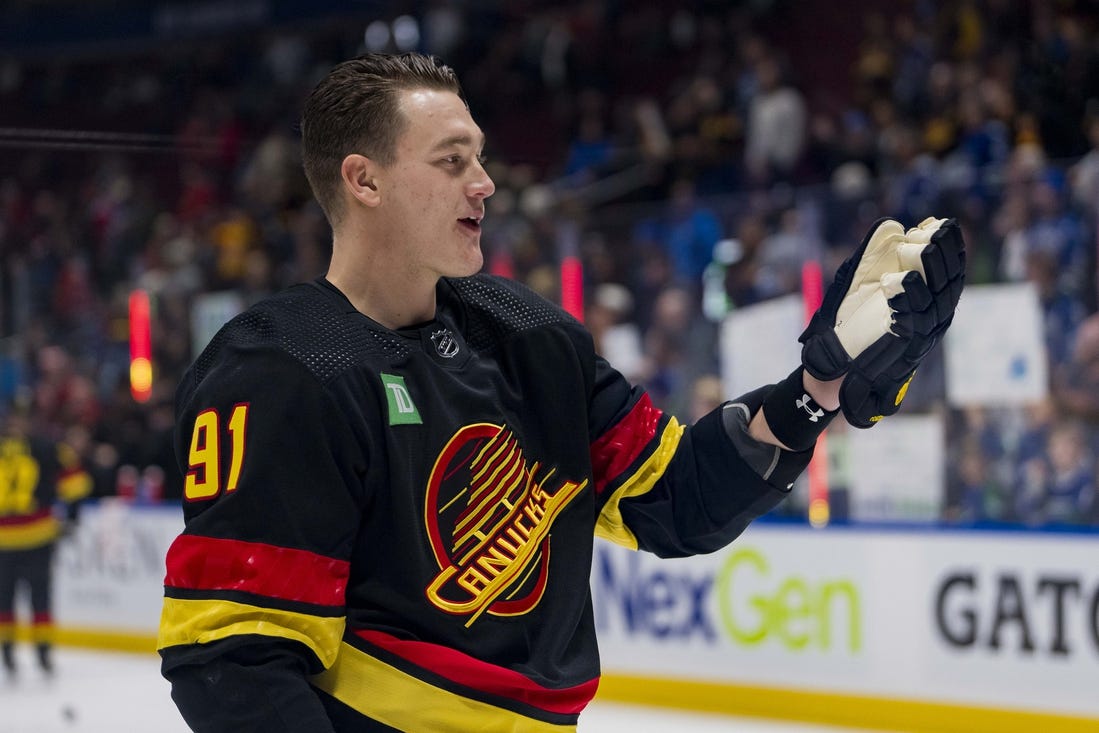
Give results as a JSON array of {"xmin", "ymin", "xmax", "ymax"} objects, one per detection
[{"xmin": 458, "ymin": 217, "xmax": 482, "ymax": 233}]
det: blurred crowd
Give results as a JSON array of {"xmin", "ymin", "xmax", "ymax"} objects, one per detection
[{"xmin": 1, "ymin": 0, "xmax": 1098, "ymax": 526}]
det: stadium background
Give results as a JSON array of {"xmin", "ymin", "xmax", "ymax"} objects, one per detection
[{"xmin": 2, "ymin": 0, "xmax": 1098, "ymax": 731}]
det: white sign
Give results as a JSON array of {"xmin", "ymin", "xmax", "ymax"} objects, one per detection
[
  {"xmin": 55, "ymin": 500, "xmax": 182, "ymax": 632},
  {"xmin": 847, "ymin": 414, "xmax": 944, "ymax": 521},
  {"xmin": 944, "ymin": 283, "xmax": 1048, "ymax": 406},
  {"xmin": 720, "ymin": 295, "xmax": 803, "ymax": 399},
  {"xmin": 190, "ymin": 290, "xmax": 244, "ymax": 356}
]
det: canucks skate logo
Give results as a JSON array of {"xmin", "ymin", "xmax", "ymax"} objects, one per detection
[
  {"xmin": 431, "ymin": 328, "xmax": 460, "ymax": 358},
  {"xmin": 424, "ymin": 423, "xmax": 586, "ymax": 626}
]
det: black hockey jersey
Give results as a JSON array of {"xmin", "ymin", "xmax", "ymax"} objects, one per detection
[
  {"xmin": 158, "ymin": 275, "xmax": 801, "ymax": 732},
  {"xmin": 0, "ymin": 434, "xmax": 88, "ymax": 551}
]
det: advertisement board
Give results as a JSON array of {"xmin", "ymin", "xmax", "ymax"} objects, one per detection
[
  {"xmin": 53, "ymin": 500, "xmax": 181, "ymax": 643},
  {"xmin": 43, "ymin": 503, "xmax": 1099, "ymax": 730},
  {"xmin": 593, "ymin": 524, "xmax": 1099, "ymax": 729}
]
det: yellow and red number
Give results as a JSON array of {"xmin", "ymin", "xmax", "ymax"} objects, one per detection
[{"xmin": 184, "ymin": 404, "xmax": 250, "ymax": 501}]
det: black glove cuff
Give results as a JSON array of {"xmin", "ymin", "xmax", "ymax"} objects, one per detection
[{"xmin": 761, "ymin": 367, "xmax": 839, "ymax": 452}]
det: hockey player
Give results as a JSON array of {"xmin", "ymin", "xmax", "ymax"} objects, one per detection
[
  {"xmin": 158, "ymin": 53, "xmax": 964, "ymax": 732},
  {"xmin": 0, "ymin": 409, "xmax": 91, "ymax": 678}
]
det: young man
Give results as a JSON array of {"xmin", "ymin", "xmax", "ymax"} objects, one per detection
[{"xmin": 158, "ymin": 53, "xmax": 964, "ymax": 732}]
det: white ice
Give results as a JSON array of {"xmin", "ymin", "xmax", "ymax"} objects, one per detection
[{"xmin": 0, "ymin": 646, "xmax": 870, "ymax": 732}]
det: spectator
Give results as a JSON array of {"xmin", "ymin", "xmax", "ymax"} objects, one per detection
[
  {"xmin": 587, "ymin": 283, "xmax": 645, "ymax": 382},
  {"xmin": 1025, "ymin": 248, "xmax": 1088, "ymax": 370},
  {"xmin": 661, "ymin": 177, "xmax": 724, "ymax": 291},
  {"xmin": 744, "ymin": 54, "xmax": 807, "ymax": 184},
  {"xmin": 1053, "ymin": 312, "xmax": 1099, "ymax": 424},
  {"xmin": 1, "ymin": 0, "xmax": 1098, "ymax": 530},
  {"xmin": 950, "ymin": 437, "xmax": 1008, "ymax": 523},
  {"xmin": 1044, "ymin": 420, "xmax": 1096, "ymax": 525}
]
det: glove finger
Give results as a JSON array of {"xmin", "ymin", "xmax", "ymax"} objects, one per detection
[
  {"xmin": 945, "ymin": 252, "xmax": 965, "ymax": 309},
  {"xmin": 931, "ymin": 276, "xmax": 961, "ymax": 330},
  {"xmin": 918, "ymin": 240, "xmax": 962, "ymax": 292},
  {"xmin": 898, "ymin": 255, "xmax": 961, "ymax": 330},
  {"xmin": 836, "ymin": 283, "xmax": 896, "ymax": 358},
  {"xmin": 887, "ymin": 270, "xmax": 933, "ymax": 319},
  {"xmin": 805, "ymin": 218, "xmax": 909, "ymax": 345},
  {"xmin": 832, "ymin": 217, "xmax": 899, "ymax": 299},
  {"xmin": 929, "ymin": 218, "xmax": 966, "ymax": 259},
  {"xmin": 903, "ymin": 217, "xmax": 946, "ymax": 244},
  {"xmin": 837, "ymin": 220, "xmax": 906, "ymax": 324},
  {"xmin": 850, "ymin": 220, "xmax": 905, "ymax": 285},
  {"xmin": 887, "ymin": 280, "xmax": 940, "ymax": 359},
  {"xmin": 926, "ymin": 220, "xmax": 966, "ymax": 290},
  {"xmin": 896, "ymin": 242, "xmax": 927, "ymax": 280}
]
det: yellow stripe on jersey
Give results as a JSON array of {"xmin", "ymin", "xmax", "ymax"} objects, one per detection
[
  {"xmin": 157, "ymin": 597, "xmax": 345, "ymax": 668},
  {"xmin": 0, "ymin": 515, "xmax": 60, "ymax": 549},
  {"xmin": 594, "ymin": 417, "xmax": 684, "ymax": 551},
  {"xmin": 311, "ymin": 640, "xmax": 577, "ymax": 732}
]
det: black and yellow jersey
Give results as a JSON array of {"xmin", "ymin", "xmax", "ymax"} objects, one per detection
[
  {"xmin": 159, "ymin": 275, "xmax": 799, "ymax": 732},
  {"xmin": 0, "ymin": 434, "xmax": 88, "ymax": 551}
]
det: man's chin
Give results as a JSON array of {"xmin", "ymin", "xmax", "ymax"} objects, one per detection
[{"xmin": 446, "ymin": 251, "xmax": 484, "ymax": 278}]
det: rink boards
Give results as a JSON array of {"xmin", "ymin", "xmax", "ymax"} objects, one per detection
[{"xmin": 27, "ymin": 501, "xmax": 1099, "ymax": 732}]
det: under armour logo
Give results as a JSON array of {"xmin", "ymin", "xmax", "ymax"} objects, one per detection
[{"xmin": 796, "ymin": 393, "xmax": 824, "ymax": 422}]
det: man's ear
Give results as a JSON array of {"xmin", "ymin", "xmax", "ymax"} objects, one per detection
[{"xmin": 341, "ymin": 153, "xmax": 382, "ymax": 208}]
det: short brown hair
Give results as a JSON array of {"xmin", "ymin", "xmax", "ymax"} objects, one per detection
[{"xmin": 300, "ymin": 52, "xmax": 464, "ymax": 225}]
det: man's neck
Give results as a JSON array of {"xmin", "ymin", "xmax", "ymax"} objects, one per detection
[{"xmin": 327, "ymin": 235, "xmax": 438, "ymax": 330}]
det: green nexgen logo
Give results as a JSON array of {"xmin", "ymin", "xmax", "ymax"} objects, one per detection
[{"xmin": 594, "ymin": 545, "xmax": 862, "ymax": 654}]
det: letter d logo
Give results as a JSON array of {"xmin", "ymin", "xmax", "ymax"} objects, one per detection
[{"xmin": 381, "ymin": 373, "xmax": 422, "ymax": 425}]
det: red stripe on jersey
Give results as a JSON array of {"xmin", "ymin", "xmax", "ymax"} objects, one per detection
[
  {"xmin": 164, "ymin": 535, "xmax": 349, "ymax": 607},
  {"xmin": 0, "ymin": 508, "xmax": 51, "ymax": 526},
  {"xmin": 589, "ymin": 393, "xmax": 662, "ymax": 495},
  {"xmin": 355, "ymin": 628, "xmax": 598, "ymax": 715}
]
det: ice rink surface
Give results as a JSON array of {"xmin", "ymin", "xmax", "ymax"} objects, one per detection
[{"xmin": 0, "ymin": 646, "xmax": 875, "ymax": 733}]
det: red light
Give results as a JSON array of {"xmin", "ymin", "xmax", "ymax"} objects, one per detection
[
  {"xmin": 129, "ymin": 290, "xmax": 153, "ymax": 403},
  {"xmin": 561, "ymin": 256, "xmax": 584, "ymax": 322},
  {"xmin": 801, "ymin": 261, "xmax": 829, "ymax": 527}
]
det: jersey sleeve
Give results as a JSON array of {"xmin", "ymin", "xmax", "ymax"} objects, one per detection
[
  {"xmin": 587, "ymin": 351, "xmax": 806, "ymax": 558},
  {"xmin": 158, "ymin": 342, "xmax": 367, "ymax": 732}
]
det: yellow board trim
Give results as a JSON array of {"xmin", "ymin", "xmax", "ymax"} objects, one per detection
[
  {"xmin": 10, "ymin": 626, "xmax": 1099, "ymax": 733},
  {"xmin": 11, "ymin": 625, "xmax": 157, "ymax": 653},
  {"xmin": 596, "ymin": 673, "xmax": 1099, "ymax": 733},
  {"xmin": 157, "ymin": 597, "xmax": 344, "ymax": 668},
  {"xmin": 595, "ymin": 418, "xmax": 684, "ymax": 550},
  {"xmin": 311, "ymin": 640, "xmax": 576, "ymax": 732}
]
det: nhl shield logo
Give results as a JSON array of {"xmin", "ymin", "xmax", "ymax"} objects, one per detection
[{"xmin": 431, "ymin": 328, "xmax": 460, "ymax": 358}]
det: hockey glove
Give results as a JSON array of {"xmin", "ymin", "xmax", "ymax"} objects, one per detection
[{"xmin": 801, "ymin": 217, "xmax": 965, "ymax": 428}]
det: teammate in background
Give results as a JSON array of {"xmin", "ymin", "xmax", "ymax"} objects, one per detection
[
  {"xmin": 158, "ymin": 53, "xmax": 964, "ymax": 732},
  {"xmin": 0, "ymin": 409, "xmax": 92, "ymax": 678}
]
